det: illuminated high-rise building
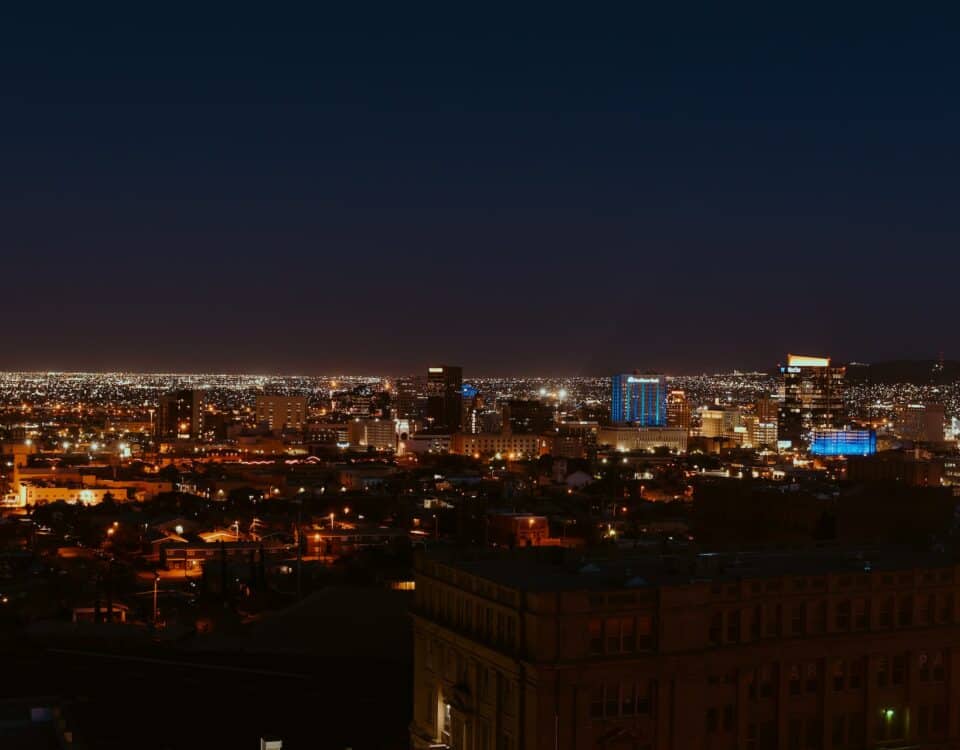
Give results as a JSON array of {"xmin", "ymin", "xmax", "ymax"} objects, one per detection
[
  {"xmin": 666, "ymin": 389, "xmax": 691, "ymax": 431},
  {"xmin": 755, "ymin": 392, "xmax": 778, "ymax": 424},
  {"xmin": 610, "ymin": 372, "xmax": 667, "ymax": 426},
  {"xmin": 461, "ymin": 384, "xmax": 483, "ymax": 434},
  {"xmin": 778, "ymin": 354, "xmax": 845, "ymax": 446},
  {"xmin": 426, "ymin": 366, "xmax": 463, "ymax": 431},
  {"xmin": 394, "ymin": 376, "xmax": 425, "ymax": 420},
  {"xmin": 157, "ymin": 389, "xmax": 206, "ymax": 440},
  {"xmin": 255, "ymin": 395, "xmax": 307, "ymax": 432},
  {"xmin": 503, "ymin": 399, "xmax": 554, "ymax": 434},
  {"xmin": 894, "ymin": 403, "xmax": 945, "ymax": 443}
]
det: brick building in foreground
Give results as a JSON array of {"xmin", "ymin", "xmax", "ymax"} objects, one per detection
[{"xmin": 411, "ymin": 547, "xmax": 960, "ymax": 749}]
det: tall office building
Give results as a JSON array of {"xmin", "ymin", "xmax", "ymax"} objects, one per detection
[
  {"xmin": 255, "ymin": 395, "xmax": 307, "ymax": 432},
  {"xmin": 461, "ymin": 384, "xmax": 482, "ymax": 434},
  {"xmin": 751, "ymin": 392, "xmax": 779, "ymax": 449},
  {"xmin": 502, "ymin": 399, "xmax": 554, "ymax": 434},
  {"xmin": 778, "ymin": 354, "xmax": 845, "ymax": 446},
  {"xmin": 426, "ymin": 366, "xmax": 463, "ymax": 432},
  {"xmin": 157, "ymin": 389, "xmax": 206, "ymax": 440},
  {"xmin": 394, "ymin": 376, "xmax": 426, "ymax": 421},
  {"xmin": 755, "ymin": 392, "xmax": 778, "ymax": 424},
  {"xmin": 699, "ymin": 405, "xmax": 745, "ymax": 440},
  {"xmin": 895, "ymin": 403, "xmax": 946, "ymax": 443},
  {"xmin": 666, "ymin": 389, "xmax": 691, "ymax": 431},
  {"xmin": 611, "ymin": 372, "xmax": 667, "ymax": 426}
]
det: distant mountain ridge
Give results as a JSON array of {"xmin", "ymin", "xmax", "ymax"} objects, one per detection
[{"xmin": 844, "ymin": 359, "xmax": 960, "ymax": 385}]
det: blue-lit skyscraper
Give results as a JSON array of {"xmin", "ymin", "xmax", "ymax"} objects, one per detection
[{"xmin": 611, "ymin": 372, "xmax": 667, "ymax": 426}]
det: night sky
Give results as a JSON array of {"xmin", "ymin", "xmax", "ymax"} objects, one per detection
[{"xmin": 3, "ymin": 8, "xmax": 959, "ymax": 375}]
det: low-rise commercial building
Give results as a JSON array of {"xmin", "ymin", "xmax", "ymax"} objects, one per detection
[
  {"xmin": 451, "ymin": 432, "xmax": 546, "ymax": 459},
  {"xmin": 598, "ymin": 426, "xmax": 688, "ymax": 453}
]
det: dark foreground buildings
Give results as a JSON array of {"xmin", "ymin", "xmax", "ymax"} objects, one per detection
[{"xmin": 411, "ymin": 547, "xmax": 960, "ymax": 749}]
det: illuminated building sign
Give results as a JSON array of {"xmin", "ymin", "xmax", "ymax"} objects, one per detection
[{"xmin": 787, "ymin": 354, "xmax": 831, "ymax": 368}]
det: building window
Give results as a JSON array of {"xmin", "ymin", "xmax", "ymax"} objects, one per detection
[
  {"xmin": 933, "ymin": 651, "xmax": 946, "ymax": 681},
  {"xmin": 726, "ymin": 610, "xmax": 741, "ymax": 643},
  {"xmin": 750, "ymin": 605, "xmax": 762, "ymax": 639},
  {"xmin": 620, "ymin": 682, "xmax": 636, "ymax": 716},
  {"xmin": 938, "ymin": 593, "xmax": 952, "ymax": 623},
  {"xmin": 590, "ymin": 685, "xmax": 604, "ymax": 719},
  {"xmin": 766, "ymin": 604, "xmax": 782, "ymax": 637},
  {"xmin": 832, "ymin": 660, "xmax": 845, "ymax": 691},
  {"xmin": 877, "ymin": 656, "xmax": 889, "ymax": 688},
  {"xmin": 853, "ymin": 599, "xmax": 868, "ymax": 631},
  {"xmin": 898, "ymin": 596, "xmax": 913, "ymax": 627},
  {"xmin": 922, "ymin": 650, "xmax": 947, "ymax": 681},
  {"xmin": 879, "ymin": 596, "xmax": 894, "ymax": 628},
  {"xmin": 892, "ymin": 654, "xmax": 905, "ymax": 686},
  {"xmin": 605, "ymin": 616, "xmax": 635, "ymax": 653},
  {"xmin": 835, "ymin": 600, "xmax": 851, "ymax": 631},
  {"xmin": 805, "ymin": 662, "xmax": 819, "ymax": 694},
  {"xmin": 789, "ymin": 665, "xmax": 801, "ymax": 696},
  {"xmin": 849, "ymin": 658, "xmax": 863, "ymax": 690},
  {"xmin": 812, "ymin": 600, "xmax": 827, "ymax": 633},
  {"xmin": 758, "ymin": 664, "xmax": 775, "ymax": 699},
  {"xmin": 605, "ymin": 683, "xmax": 618, "ymax": 717},
  {"xmin": 637, "ymin": 680, "xmax": 654, "ymax": 715},
  {"xmin": 709, "ymin": 612, "xmax": 722, "ymax": 645},
  {"xmin": 706, "ymin": 707, "xmax": 718, "ymax": 733},
  {"xmin": 636, "ymin": 613, "xmax": 653, "ymax": 649},
  {"xmin": 790, "ymin": 604, "xmax": 806, "ymax": 635}
]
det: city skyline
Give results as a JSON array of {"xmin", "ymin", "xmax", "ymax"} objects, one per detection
[{"xmin": 7, "ymin": 9, "xmax": 960, "ymax": 749}]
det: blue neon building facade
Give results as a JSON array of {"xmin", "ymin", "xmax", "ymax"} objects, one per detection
[
  {"xmin": 611, "ymin": 373, "xmax": 667, "ymax": 426},
  {"xmin": 809, "ymin": 429, "xmax": 876, "ymax": 457}
]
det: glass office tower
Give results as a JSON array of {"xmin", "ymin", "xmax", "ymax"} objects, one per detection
[{"xmin": 611, "ymin": 373, "xmax": 667, "ymax": 426}]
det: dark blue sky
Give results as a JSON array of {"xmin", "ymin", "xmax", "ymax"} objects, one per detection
[{"xmin": 2, "ymin": 8, "xmax": 959, "ymax": 374}]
